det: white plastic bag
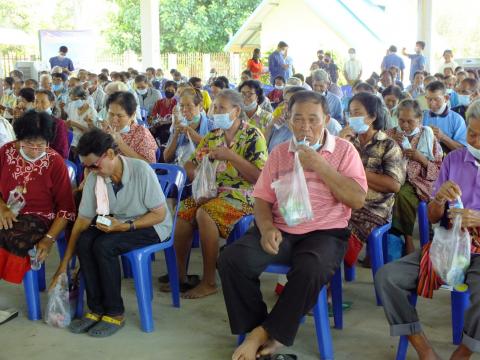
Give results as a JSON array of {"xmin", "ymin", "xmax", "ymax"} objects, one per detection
[
  {"xmin": 271, "ymin": 152, "xmax": 313, "ymax": 227},
  {"xmin": 175, "ymin": 133, "xmax": 196, "ymax": 166},
  {"xmin": 45, "ymin": 272, "xmax": 71, "ymax": 328},
  {"xmin": 192, "ymin": 155, "xmax": 218, "ymax": 202},
  {"xmin": 430, "ymin": 215, "xmax": 471, "ymax": 286}
]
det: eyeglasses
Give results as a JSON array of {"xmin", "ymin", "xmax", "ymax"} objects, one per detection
[
  {"xmin": 241, "ymin": 91, "xmax": 256, "ymax": 98},
  {"xmin": 107, "ymin": 112, "xmax": 130, "ymax": 120},
  {"xmin": 20, "ymin": 142, "xmax": 48, "ymax": 151},
  {"xmin": 83, "ymin": 153, "xmax": 107, "ymax": 170}
]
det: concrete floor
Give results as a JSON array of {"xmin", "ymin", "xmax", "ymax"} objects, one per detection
[{"xmin": 0, "ymin": 247, "xmax": 478, "ymax": 360}]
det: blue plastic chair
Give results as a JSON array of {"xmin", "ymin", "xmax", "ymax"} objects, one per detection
[
  {"xmin": 67, "ymin": 130, "xmax": 74, "ymax": 148},
  {"xmin": 395, "ymin": 202, "xmax": 471, "ymax": 359},
  {"xmin": 77, "ymin": 164, "xmax": 186, "ymax": 332},
  {"xmin": 238, "ymin": 264, "xmax": 334, "ymax": 360},
  {"xmin": 155, "ymin": 147, "xmax": 162, "ymax": 163}
]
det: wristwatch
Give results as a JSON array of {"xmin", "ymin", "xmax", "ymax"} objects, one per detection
[{"xmin": 126, "ymin": 220, "xmax": 136, "ymax": 232}]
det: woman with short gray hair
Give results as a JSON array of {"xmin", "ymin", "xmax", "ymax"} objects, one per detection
[
  {"xmin": 466, "ymin": 98, "xmax": 480, "ymax": 123},
  {"xmin": 163, "ymin": 88, "xmax": 268, "ymax": 299}
]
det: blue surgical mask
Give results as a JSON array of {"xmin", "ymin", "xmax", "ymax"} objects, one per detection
[
  {"xmin": 457, "ymin": 94, "xmax": 471, "ymax": 107},
  {"xmin": 293, "ymin": 136, "xmax": 321, "ymax": 151},
  {"xmin": 446, "ymin": 88, "xmax": 454, "ymax": 95},
  {"xmin": 71, "ymin": 99, "xmax": 84, "ymax": 108},
  {"xmin": 244, "ymin": 101, "xmax": 257, "ymax": 112},
  {"xmin": 19, "ymin": 147, "xmax": 46, "ymax": 163},
  {"xmin": 348, "ymin": 116, "xmax": 370, "ymax": 134},
  {"xmin": 467, "ymin": 143, "xmax": 480, "ymax": 161},
  {"xmin": 188, "ymin": 114, "xmax": 201, "ymax": 125},
  {"xmin": 119, "ymin": 125, "xmax": 130, "ymax": 133},
  {"xmin": 275, "ymin": 85, "xmax": 284, "ymax": 90},
  {"xmin": 52, "ymin": 84, "xmax": 63, "ymax": 92},
  {"xmin": 213, "ymin": 112, "xmax": 234, "ymax": 130},
  {"xmin": 399, "ymin": 126, "xmax": 420, "ymax": 137}
]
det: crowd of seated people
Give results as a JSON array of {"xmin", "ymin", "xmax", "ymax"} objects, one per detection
[{"xmin": 1, "ymin": 43, "xmax": 480, "ymax": 360}]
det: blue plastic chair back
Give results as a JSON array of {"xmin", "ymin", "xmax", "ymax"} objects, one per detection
[
  {"xmin": 341, "ymin": 85, "xmax": 353, "ymax": 98},
  {"xmin": 262, "ymin": 85, "xmax": 274, "ymax": 96},
  {"xmin": 155, "ymin": 147, "xmax": 162, "ymax": 163},
  {"xmin": 140, "ymin": 107, "xmax": 148, "ymax": 121},
  {"xmin": 65, "ymin": 159, "xmax": 77, "ymax": 188},
  {"xmin": 417, "ymin": 201, "xmax": 429, "ymax": 247},
  {"xmin": 67, "ymin": 130, "xmax": 73, "ymax": 148}
]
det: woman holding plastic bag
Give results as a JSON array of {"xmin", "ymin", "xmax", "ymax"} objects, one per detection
[
  {"xmin": 162, "ymin": 89, "xmax": 267, "ymax": 299},
  {"xmin": 218, "ymin": 91, "xmax": 368, "ymax": 360},
  {"xmin": 163, "ymin": 88, "xmax": 212, "ymax": 166},
  {"xmin": 0, "ymin": 111, "xmax": 76, "ymax": 285},
  {"xmin": 375, "ymin": 100, "xmax": 480, "ymax": 360}
]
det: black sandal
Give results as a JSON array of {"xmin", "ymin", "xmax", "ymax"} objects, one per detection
[{"xmin": 69, "ymin": 313, "xmax": 101, "ymax": 334}]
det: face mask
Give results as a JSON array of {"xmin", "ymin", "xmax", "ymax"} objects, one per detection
[
  {"xmin": 457, "ymin": 94, "xmax": 471, "ymax": 107},
  {"xmin": 165, "ymin": 90, "xmax": 175, "ymax": 99},
  {"xmin": 20, "ymin": 147, "xmax": 46, "ymax": 163},
  {"xmin": 137, "ymin": 88, "xmax": 148, "ymax": 96},
  {"xmin": 433, "ymin": 102, "xmax": 447, "ymax": 115},
  {"xmin": 348, "ymin": 116, "xmax": 370, "ymax": 134},
  {"xmin": 399, "ymin": 126, "xmax": 420, "ymax": 137},
  {"xmin": 349, "ymin": 54, "xmax": 355, "ymax": 60},
  {"xmin": 188, "ymin": 114, "xmax": 201, "ymax": 125},
  {"xmin": 467, "ymin": 143, "xmax": 480, "ymax": 160},
  {"xmin": 213, "ymin": 112, "xmax": 234, "ymax": 130},
  {"xmin": 293, "ymin": 136, "xmax": 321, "ymax": 151},
  {"xmin": 401, "ymin": 137, "xmax": 412, "ymax": 149},
  {"xmin": 275, "ymin": 85, "xmax": 284, "ymax": 90},
  {"xmin": 244, "ymin": 101, "xmax": 257, "ymax": 112},
  {"xmin": 119, "ymin": 125, "xmax": 130, "ymax": 134},
  {"xmin": 52, "ymin": 84, "xmax": 63, "ymax": 92},
  {"xmin": 71, "ymin": 99, "xmax": 84, "ymax": 108},
  {"xmin": 155, "ymin": 76, "xmax": 163, "ymax": 81},
  {"xmin": 4, "ymin": 89, "xmax": 12, "ymax": 95},
  {"xmin": 446, "ymin": 88, "xmax": 454, "ymax": 94}
]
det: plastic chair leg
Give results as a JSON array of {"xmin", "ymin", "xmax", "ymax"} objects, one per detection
[
  {"xmin": 129, "ymin": 253, "xmax": 155, "ymax": 332},
  {"xmin": 330, "ymin": 268, "xmax": 343, "ymax": 329},
  {"xmin": 122, "ymin": 255, "xmax": 133, "ymax": 278},
  {"xmin": 451, "ymin": 289, "xmax": 470, "ymax": 345},
  {"xmin": 344, "ymin": 263, "xmax": 356, "ymax": 282},
  {"xmin": 369, "ymin": 232, "xmax": 385, "ymax": 306},
  {"xmin": 313, "ymin": 287, "xmax": 334, "ymax": 360},
  {"xmin": 164, "ymin": 246, "xmax": 180, "ymax": 308},
  {"xmin": 37, "ymin": 262, "xmax": 46, "ymax": 292},
  {"xmin": 396, "ymin": 336, "xmax": 409, "ymax": 360},
  {"xmin": 23, "ymin": 270, "xmax": 41, "ymax": 320},
  {"xmin": 237, "ymin": 334, "xmax": 246, "ymax": 346},
  {"xmin": 75, "ymin": 274, "xmax": 85, "ymax": 318}
]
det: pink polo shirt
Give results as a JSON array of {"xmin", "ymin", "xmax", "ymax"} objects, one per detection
[{"xmin": 253, "ymin": 130, "xmax": 368, "ymax": 234}]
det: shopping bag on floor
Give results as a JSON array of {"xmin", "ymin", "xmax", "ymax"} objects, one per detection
[
  {"xmin": 271, "ymin": 152, "xmax": 313, "ymax": 227},
  {"xmin": 430, "ymin": 215, "xmax": 471, "ymax": 286},
  {"xmin": 45, "ymin": 272, "xmax": 71, "ymax": 328},
  {"xmin": 192, "ymin": 155, "xmax": 218, "ymax": 203}
]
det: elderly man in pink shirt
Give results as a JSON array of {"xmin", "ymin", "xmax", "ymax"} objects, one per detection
[{"xmin": 218, "ymin": 91, "xmax": 368, "ymax": 360}]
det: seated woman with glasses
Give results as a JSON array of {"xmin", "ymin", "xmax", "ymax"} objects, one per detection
[
  {"xmin": 165, "ymin": 89, "xmax": 268, "ymax": 299},
  {"xmin": 238, "ymin": 80, "xmax": 272, "ymax": 134},
  {"xmin": 0, "ymin": 110, "xmax": 75, "ymax": 285},
  {"xmin": 102, "ymin": 91, "xmax": 158, "ymax": 163},
  {"xmin": 50, "ymin": 128, "xmax": 172, "ymax": 337}
]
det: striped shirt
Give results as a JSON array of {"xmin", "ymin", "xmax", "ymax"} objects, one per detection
[{"xmin": 253, "ymin": 130, "xmax": 367, "ymax": 234}]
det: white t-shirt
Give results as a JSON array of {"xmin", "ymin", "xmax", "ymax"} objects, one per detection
[
  {"xmin": 438, "ymin": 61, "xmax": 459, "ymax": 75},
  {"xmin": 67, "ymin": 102, "xmax": 98, "ymax": 146},
  {"xmin": 344, "ymin": 59, "xmax": 362, "ymax": 81},
  {"xmin": 0, "ymin": 117, "xmax": 15, "ymax": 148}
]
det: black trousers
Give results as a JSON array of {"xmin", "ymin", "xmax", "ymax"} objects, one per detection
[
  {"xmin": 76, "ymin": 227, "xmax": 160, "ymax": 316},
  {"xmin": 217, "ymin": 225, "xmax": 349, "ymax": 346}
]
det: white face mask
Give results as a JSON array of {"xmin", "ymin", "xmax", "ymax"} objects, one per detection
[
  {"xmin": 467, "ymin": 143, "xmax": 480, "ymax": 161},
  {"xmin": 20, "ymin": 147, "xmax": 46, "ymax": 163},
  {"xmin": 137, "ymin": 88, "xmax": 148, "ymax": 96},
  {"xmin": 433, "ymin": 102, "xmax": 447, "ymax": 115},
  {"xmin": 244, "ymin": 101, "xmax": 257, "ymax": 112},
  {"xmin": 71, "ymin": 99, "xmax": 84, "ymax": 108},
  {"xmin": 349, "ymin": 53, "xmax": 355, "ymax": 60}
]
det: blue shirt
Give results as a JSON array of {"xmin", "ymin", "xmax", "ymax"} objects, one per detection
[
  {"xmin": 268, "ymin": 125, "xmax": 292, "ymax": 153},
  {"xmin": 422, "ymin": 109, "xmax": 467, "ymax": 146},
  {"xmin": 284, "ymin": 56, "xmax": 294, "ymax": 80},
  {"xmin": 407, "ymin": 54, "xmax": 426, "ymax": 82},
  {"xmin": 49, "ymin": 56, "xmax": 74, "ymax": 71},
  {"xmin": 381, "ymin": 53, "xmax": 405, "ymax": 73},
  {"xmin": 325, "ymin": 92, "xmax": 343, "ymax": 122},
  {"xmin": 268, "ymin": 51, "xmax": 286, "ymax": 85}
]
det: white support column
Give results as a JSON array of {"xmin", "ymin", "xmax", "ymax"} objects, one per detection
[
  {"xmin": 417, "ymin": 0, "xmax": 433, "ymax": 72},
  {"xmin": 140, "ymin": 0, "xmax": 160, "ymax": 70}
]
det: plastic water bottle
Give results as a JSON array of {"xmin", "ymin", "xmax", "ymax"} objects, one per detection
[
  {"xmin": 28, "ymin": 246, "xmax": 41, "ymax": 271},
  {"xmin": 450, "ymin": 196, "xmax": 464, "ymax": 209}
]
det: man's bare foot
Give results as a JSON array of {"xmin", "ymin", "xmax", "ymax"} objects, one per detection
[
  {"xmin": 257, "ymin": 338, "xmax": 284, "ymax": 358},
  {"xmin": 182, "ymin": 281, "xmax": 217, "ymax": 299},
  {"xmin": 450, "ymin": 344, "xmax": 473, "ymax": 360},
  {"xmin": 232, "ymin": 326, "xmax": 269, "ymax": 360}
]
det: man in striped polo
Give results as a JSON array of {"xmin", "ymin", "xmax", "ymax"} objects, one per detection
[{"xmin": 218, "ymin": 91, "xmax": 368, "ymax": 360}]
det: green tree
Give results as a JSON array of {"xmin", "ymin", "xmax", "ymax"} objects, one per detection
[{"xmin": 105, "ymin": 0, "xmax": 261, "ymax": 54}]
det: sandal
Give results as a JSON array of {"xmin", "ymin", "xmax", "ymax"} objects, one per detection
[
  {"xmin": 0, "ymin": 308, "xmax": 18, "ymax": 325},
  {"xmin": 328, "ymin": 301, "xmax": 353, "ymax": 317},
  {"xmin": 88, "ymin": 315, "xmax": 125, "ymax": 338},
  {"xmin": 69, "ymin": 313, "xmax": 102, "ymax": 334},
  {"xmin": 159, "ymin": 275, "xmax": 201, "ymax": 293},
  {"xmin": 258, "ymin": 355, "xmax": 298, "ymax": 360},
  {"xmin": 158, "ymin": 274, "xmax": 199, "ymax": 284}
]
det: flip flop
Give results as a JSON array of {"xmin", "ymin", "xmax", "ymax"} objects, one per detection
[
  {"xmin": 0, "ymin": 308, "xmax": 18, "ymax": 325},
  {"xmin": 257, "ymin": 355, "xmax": 298, "ymax": 360},
  {"xmin": 88, "ymin": 315, "xmax": 125, "ymax": 338},
  {"xmin": 69, "ymin": 313, "xmax": 102, "ymax": 334},
  {"xmin": 328, "ymin": 301, "xmax": 353, "ymax": 317}
]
